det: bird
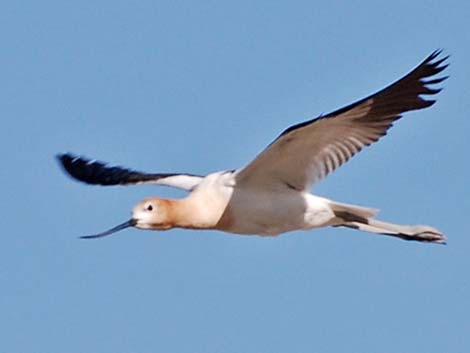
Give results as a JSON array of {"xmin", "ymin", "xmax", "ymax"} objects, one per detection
[{"xmin": 58, "ymin": 50, "xmax": 448, "ymax": 243}]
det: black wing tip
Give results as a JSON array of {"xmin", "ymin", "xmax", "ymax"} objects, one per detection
[
  {"xmin": 426, "ymin": 49, "xmax": 450, "ymax": 63},
  {"xmin": 422, "ymin": 50, "xmax": 450, "ymax": 77},
  {"xmin": 56, "ymin": 152, "xmax": 90, "ymax": 167},
  {"xmin": 423, "ymin": 76, "xmax": 449, "ymax": 85},
  {"xmin": 57, "ymin": 152, "xmax": 91, "ymax": 173},
  {"xmin": 56, "ymin": 152, "xmax": 83, "ymax": 179},
  {"xmin": 427, "ymin": 49, "xmax": 443, "ymax": 61},
  {"xmin": 414, "ymin": 50, "xmax": 449, "ymax": 103},
  {"xmin": 56, "ymin": 152, "xmax": 126, "ymax": 186},
  {"xmin": 56, "ymin": 153, "xmax": 165, "ymax": 186},
  {"xmin": 56, "ymin": 152, "xmax": 74, "ymax": 166}
]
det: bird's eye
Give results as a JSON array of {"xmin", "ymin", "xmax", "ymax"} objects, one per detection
[{"xmin": 146, "ymin": 204, "xmax": 153, "ymax": 211}]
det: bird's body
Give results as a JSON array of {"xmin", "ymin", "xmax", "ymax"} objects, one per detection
[
  {"xmin": 58, "ymin": 51, "xmax": 449, "ymax": 243},
  {"xmin": 212, "ymin": 179, "xmax": 336, "ymax": 236}
]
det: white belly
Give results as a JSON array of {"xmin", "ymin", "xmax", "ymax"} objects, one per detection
[{"xmin": 215, "ymin": 188, "xmax": 336, "ymax": 236}]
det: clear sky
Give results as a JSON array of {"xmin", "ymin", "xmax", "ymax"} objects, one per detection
[{"xmin": 1, "ymin": 1, "xmax": 469, "ymax": 352}]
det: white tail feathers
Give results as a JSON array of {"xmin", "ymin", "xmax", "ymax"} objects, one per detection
[{"xmin": 330, "ymin": 201, "xmax": 446, "ymax": 244}]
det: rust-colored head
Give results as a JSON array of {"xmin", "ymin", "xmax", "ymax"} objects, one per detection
[
  {"xmin": 80, "ymin": 197, "xmax": 174, "ymax": 239},
  {"xmin": 131, "ymin": 198, "xmax": 173, "ymax": 230}
]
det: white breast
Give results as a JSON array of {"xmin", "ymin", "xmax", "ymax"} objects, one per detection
[{"xmin": 214, "ymin": 184, "xmax": 335, "ymax": 236}]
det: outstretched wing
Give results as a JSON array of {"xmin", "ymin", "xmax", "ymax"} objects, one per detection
[
  {"xmin": 57, "ymin": 153, "xmax": 203, "ymax": 191},
  {"xmin": 236, "ymin": 50, "xmax": 448, "ymax": 191}
]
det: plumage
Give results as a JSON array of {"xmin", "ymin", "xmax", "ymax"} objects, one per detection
[
  {"xmin": 236, "ymin": 50, "xmax": 448, "ymax": 190},
  {"xmin": 58, "ymin": 153, "xmax": 203, "ymax": 191},
  {"xmin": 57, "ymin": 51, "xmax": 448, "ymax": 244}
]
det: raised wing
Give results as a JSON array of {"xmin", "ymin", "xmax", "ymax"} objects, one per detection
[
  {"xmin": 57, "ymin": 153, "xmax": 203, "ymax": 191},
  {"xmin": 236, "ymin": 51, "xmax": 448, "ymax": 191}
]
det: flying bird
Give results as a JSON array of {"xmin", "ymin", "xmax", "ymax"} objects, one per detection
[{"xmin": 58, "ymin": 51, "xmax": 448, "ymax": 243}]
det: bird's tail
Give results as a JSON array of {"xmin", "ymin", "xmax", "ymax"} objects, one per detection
[{"xmin": 329, "ymin": 201, "xmax": 446, "ymax": 244}]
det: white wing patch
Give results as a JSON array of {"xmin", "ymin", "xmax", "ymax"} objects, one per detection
[{"xmin": 153, "ymin": 174, "xmax": 203, "ymax": 190}]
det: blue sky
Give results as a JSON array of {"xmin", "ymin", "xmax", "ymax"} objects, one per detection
[{"xmin": 1, "ymin": 1, "xmax": 469, "ymax": 352}]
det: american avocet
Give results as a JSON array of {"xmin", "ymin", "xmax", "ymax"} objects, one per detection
[{"xmin": 58, "ymin": 51, "xmax": 448, "ymax": 243}]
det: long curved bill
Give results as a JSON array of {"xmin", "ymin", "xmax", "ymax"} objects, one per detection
[{"xmin": 80, "ymin": 219, "xmax": 137, "ymax": 239}]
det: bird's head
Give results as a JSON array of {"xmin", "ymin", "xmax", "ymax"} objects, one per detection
[
  {"xmin": 131, "ymin": 198, "xmax": 172, "ymax": 230},
  {"xmin": 80, "ymin": 197, "xmax": 172, "ymax": 239}
]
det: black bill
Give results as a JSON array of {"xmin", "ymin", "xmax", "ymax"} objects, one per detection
[{"xmin": 80, "ymin": 219, "xmax": 136, "ymax": 239}]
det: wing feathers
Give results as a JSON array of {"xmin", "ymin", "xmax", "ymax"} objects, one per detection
[
  {"xmin": 57, "ymin": 153, "xmax": 203, "ymax": 191},
  {"xmin": 325, "ymin": 50, "xmax": 447, "ymax": 120},
  {"xmin": 236, "ymin": 51, "xmax": 448, "ymax": 190}
]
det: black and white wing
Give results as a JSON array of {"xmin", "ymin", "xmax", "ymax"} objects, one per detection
[
  {"xmin": 236, "ymin": 51, "xmax": 448, "ymax": 191},
  {"xmin": 57, "ymin": 153, "xmax": 203, "ymax": 191}
]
